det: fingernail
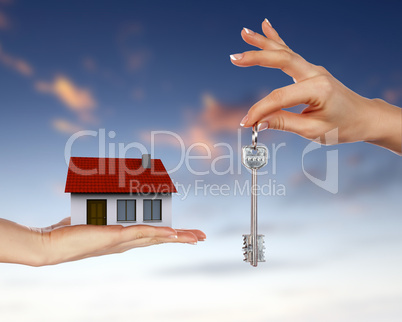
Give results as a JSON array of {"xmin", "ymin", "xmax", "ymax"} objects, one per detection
[
  {"xmin": 292, "ymin": 77, "xmax": 297, "ymax": 83},
  {"xmin": 168, "ymin": 234, "xmax": 178, "ymax": 239},
  {"xmin": 230, "ymin": 53, "xmax": 244, "ymax": 61},
  {"xmin": 243, "ymin": 27, "xmax": 255, "ymax": 35},
  {"xmin": 257, "ymin": 122, "xmax": 269, "ymax": 132},
  {"xmin": 187, "ymin": 241, "xmax": 197, "ymax": 245},
  {"xmin": 265, "ymin": 18, "xmax": 272, "ymax": 27},
  {"xmin": 240, "ymin": 115, "xmax": 248, "ymax": 126}
]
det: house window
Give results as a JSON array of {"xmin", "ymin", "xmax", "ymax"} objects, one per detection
[
  {"xmin": 143, "ymin": 199, "xmax": 162, "ymax": 221},
  {"xmin": 117, "ymin": 200, "xmax": 136, "ymax": 221}
]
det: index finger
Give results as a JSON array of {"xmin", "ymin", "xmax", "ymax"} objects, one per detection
[
  {"xmin": 120, "ymin": 225, "xmax": 177, "ymax": 242},
  {"xmin": 176, "ymin": 229, "xmax": 206, "ymax": 241},
  {"xmin": 241, "ymin": 28, "xmax": 285, "ymax": 51}
]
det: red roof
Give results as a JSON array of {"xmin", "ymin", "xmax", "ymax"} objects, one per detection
[{"xmin": 65, "ymin": 157, "xmax": 177, "ymax": 194}]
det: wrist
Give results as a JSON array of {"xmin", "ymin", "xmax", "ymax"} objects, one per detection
[
  {"xmin": 364, "ymin": 98, "xmax": 402, "ymax": 155},
  {"xmin": 25, "ymin": 228, "xmax": 52, "ymax": 266}
]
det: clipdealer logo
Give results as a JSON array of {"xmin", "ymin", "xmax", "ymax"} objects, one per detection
[
  {"xmin": 64, "ymin": 128, "xmax": 339, "ymax": 194},
  {"xmin": 301, "ymin": 128, "xmax": 339, "ymax": 194}
]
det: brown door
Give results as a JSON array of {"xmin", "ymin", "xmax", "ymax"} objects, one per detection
[{"xmin": 87, "ymin": 200, "xmax": 107, "ymax": 225}]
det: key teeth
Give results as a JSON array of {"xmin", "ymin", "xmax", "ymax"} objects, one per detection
[
  {"xmin": 259, "ymin": 240, "xmax": 266, "ymax": 262},
  {"xmin": 242, "ymin": 234, "xmax": 265, "ymax": 263},
  {"xmin": 257, "ymin": 235, "xmax": 266, "ymax": 262},
  {"xmin": 242, "ymin": 235, "xmax": 251, "ymax": 262}
]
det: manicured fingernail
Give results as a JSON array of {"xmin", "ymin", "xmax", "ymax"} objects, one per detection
[
  {"xmin": 230, "ymin": 53, "xmax": 244, "ymax": 61},
  {"xmin": 240, "ymin": 115, "xmax": 248, "ymax": 126},
  {"xmin": 243, "ymin": 27, "xmax": 255, "ymax": 35},
  {"xmin": 168, "ymin": 234, "xmax": 178, "ymax": 239},
  {"xmin": 187, "ymin": 241, "xmax": 197, "ymax": 245},
  {"xmin": 257, "ymin": 122, "xmax": 269, "ymax": 132},
  {"xmin": 265, "ymin": 18, "xmax": 272, "ymax": 27}
]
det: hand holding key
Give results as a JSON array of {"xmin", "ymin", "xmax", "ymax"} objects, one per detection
[
  {"xmin": 231, "ymin": 19, "xmax": 402, "ymax": 155},
  {"xmin": 242, "ymin": 125, "xmax": 267, "ymax": 267}
]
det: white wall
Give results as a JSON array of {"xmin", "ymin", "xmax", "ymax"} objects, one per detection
[{"xmin": 70, "ymin": 193, "xmax": 172, "ymax": 227}]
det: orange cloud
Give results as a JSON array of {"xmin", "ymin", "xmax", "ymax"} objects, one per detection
[
  {"xmin": 187, "ymin": 125, "xmax": 216, "ymax": 147},
  {"xmin": 36, "ymin": 76, "xmax": 96, "ymax": 112},
  {"xmin": 0, "ymin": 11, "xmax": 9, "ymax": 30},
  {"xmin": 118, "ymin": 22, "xmax": 143, "ymax": 40},
  {"xmin": 141, "ymin": 93, "xmax": 249, "ymax": 152},
  {"xmin": 383, "ymin": 88, "xmax": 402, "ymax": 105},
  {"xmin": 182, "ymin": 94, "xmax": 248, "ymax": 148},
  {"xmin": 141, "ymin": 125, "xmax": 215, "ymax": 149},
  {"xmin": 0, "ymin": 43, "xmax": 33, "ymax": 76},
  {"xmin": 198, "ymin": 94, "xmax": 248, "ymax": 133},
  {"xmin": 52, "ymin": 119, "xmax": 82, "ymax": 134},
  {"xmin": 83, "ymin": 57, "xmax": 97, "ymax": 72},
  {"xmin": 132, "ymin": 87, "xmax": 145, "ymax": 101},
  {"xmin": 126, "ymin": 50, "xmax": 151, "ymax": 71},
  {"xmin": 117, "ymin": 22, "xmax": 151, "ymax": 72}
]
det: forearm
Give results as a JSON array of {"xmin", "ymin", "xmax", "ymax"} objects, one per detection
[
  {"xmin": 365, "ymin": 99, "xmax": 402, "ymax": 155},
  {"xmin": 0, "ymin": 219, "xmax": 46, "ymax": 266}
]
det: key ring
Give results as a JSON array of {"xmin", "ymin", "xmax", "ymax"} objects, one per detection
[{"xmin": 252, "ymin": 124, "xmax": 258, "ymax": 150}]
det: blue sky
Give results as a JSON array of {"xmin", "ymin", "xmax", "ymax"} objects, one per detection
[{"xmin": 0, "ymin": 0, "xmax": 401, "ymax": 321}]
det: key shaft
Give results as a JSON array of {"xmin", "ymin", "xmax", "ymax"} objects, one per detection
[{"xmin": 251, "ymin": 168, "xmax": 258, "ymax": 266}]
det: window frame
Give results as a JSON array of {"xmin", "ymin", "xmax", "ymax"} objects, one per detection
[
  {"xmin": 143, "ymin": 199, "xmax": 162, "ymax": 222},
  {"xmin": 116, "ymin": 199, "xmax": 137, "ymax": 222}
]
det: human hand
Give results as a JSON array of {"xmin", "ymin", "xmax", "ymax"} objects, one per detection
[
  {"xmin": 0, "ymin": 217, "xmax": 205, "ymax": 266},
  {"xmin": 230, "ymin": 19, "xmax": 402, "ymax": 154}
]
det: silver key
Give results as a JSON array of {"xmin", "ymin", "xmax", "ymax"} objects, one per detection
[{"xmin": 241, "ymin": 125, "xmax": 268, "ymax": 267}]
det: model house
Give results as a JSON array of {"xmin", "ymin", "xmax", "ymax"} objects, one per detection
[{"xmin": 65, "ymin": 155, "xmax": 177, "ymax": 227}]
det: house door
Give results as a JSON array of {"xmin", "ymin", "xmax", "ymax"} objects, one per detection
[{"xmin": 87, "ymin": 200, "xmax": 107, "ymax": 225}]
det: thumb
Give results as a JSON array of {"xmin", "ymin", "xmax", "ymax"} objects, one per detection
[
  {"xmin": 260, "ymin": 110, "xmax": 317, "ymax": 139},
  {"xmin": 40, "ymin": 217, "xmax": 71, "ymax": 232}
]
